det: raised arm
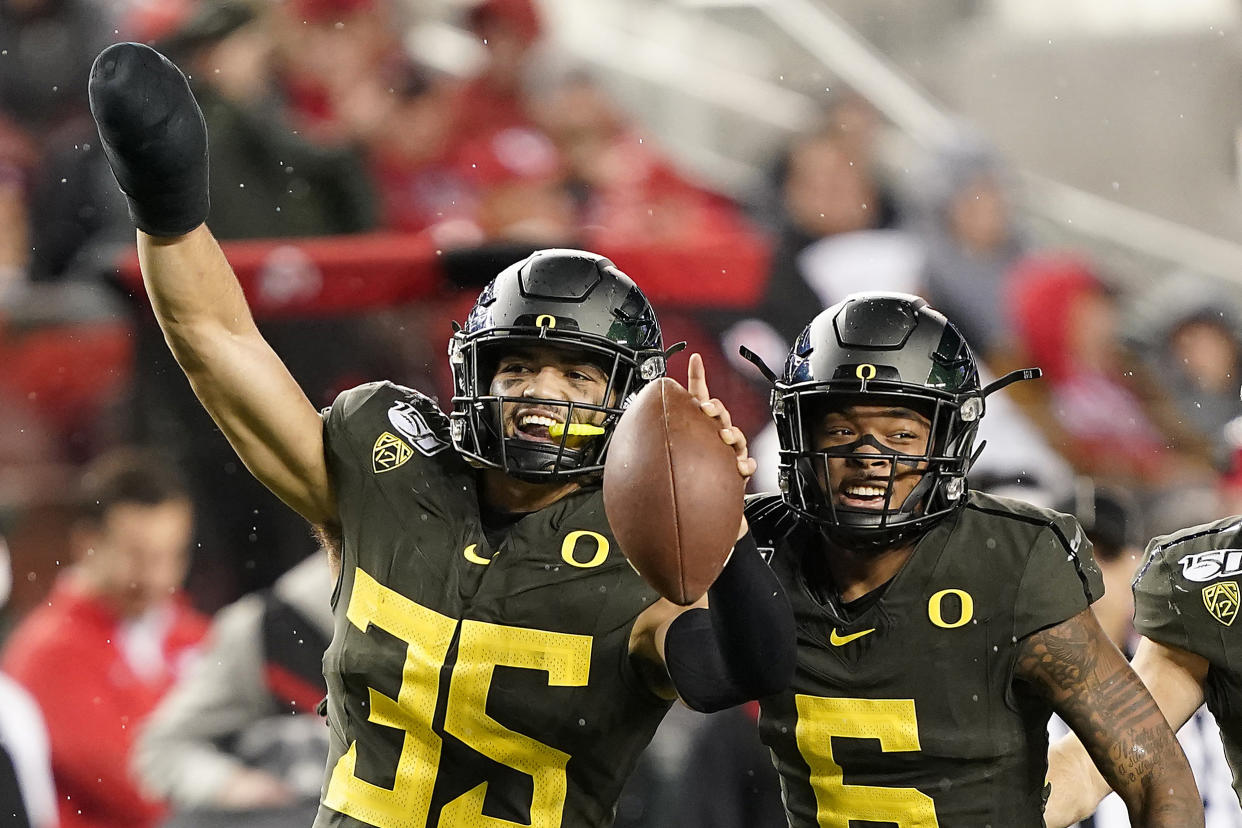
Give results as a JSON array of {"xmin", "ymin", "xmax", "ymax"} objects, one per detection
[
  {"xmin": 1044, "ymin": 634, "xmax": 1209, "ymax": 827},
  {"xmin": 90, "ymin": 43, "xmax": 334, "ymax": 526},
  {"xmin": 1016, "ymin": 608, "xmax": 1203, "ymax": 828}
]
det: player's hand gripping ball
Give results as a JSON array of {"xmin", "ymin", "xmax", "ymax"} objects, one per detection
[{"xmin": 604, "ymin": 361, "xmax": 747, "ymax": 605}]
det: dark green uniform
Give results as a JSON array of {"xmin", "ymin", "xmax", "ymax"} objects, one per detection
[
  {"xmin": 748, "ymin": 490, "xmax": 1103, "ymax": 827},
  {"xmin": 315, "ymin": 382, "xmax": 671, "ymax": 828},
  {"xmin": 1133, "ymin": 515, "xmax": 1242, "ymax": 808}
]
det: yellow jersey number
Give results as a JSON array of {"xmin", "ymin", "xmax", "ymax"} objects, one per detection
[
  {"xmin": 794, "ymin": 695, "xmax": 939, "ymax": 827},
  {"xmin": 324, "ymin": 569, "xmax": 593, "ymax": 827}
]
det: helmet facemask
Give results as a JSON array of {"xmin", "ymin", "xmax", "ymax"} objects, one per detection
[
  {"xmin": 449, "ymin": 248, "xmax": 674, "ymax": 482},
  {"xmin": 776, "ymin": 382, "xmax": 984, "ymax": 552},
  {"xmin": 450, "ymin": 325, "xmax": 667, "ymax": 481}
]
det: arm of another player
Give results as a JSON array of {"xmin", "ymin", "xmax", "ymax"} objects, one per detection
[
  {"xmin": 1043, "ymin": 634, "xmax": 1209, "ymax": 827},
  {"xmin": 1016, "ymin": 609, "xmax": 1203, "ymax": 828},
  {"xmin": 89, "ymin": 43, "xmax": 334, "ymax": 527},
  {"xmin": 631, "ymin": 354, "xmax": 796, "ymax": 710}
]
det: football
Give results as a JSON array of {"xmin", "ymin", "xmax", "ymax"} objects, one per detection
[{"xmin": 603, "ymin": 377, "xmax": 745, "ymax": 605}]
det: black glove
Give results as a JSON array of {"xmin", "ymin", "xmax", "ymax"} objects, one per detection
[{"xmin": 88, "ymin": 42, "xmax": 209, "ymax": 237}]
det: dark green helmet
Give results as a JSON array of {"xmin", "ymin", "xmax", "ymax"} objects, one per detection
[
  {"xmin": 752, "ymin": 292, "xmax": 1037, "ymax": 551},
  {"xmin": 450, "ymin": 248, "xmax": 671, "ymax": 480}
]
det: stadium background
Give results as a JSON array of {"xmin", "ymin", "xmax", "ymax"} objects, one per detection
[{"xmin": 4, "ymin": 0, "xmax": 1242, "ymax": 825}]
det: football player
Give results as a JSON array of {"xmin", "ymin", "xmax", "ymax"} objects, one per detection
[
  {"xmin": 1046, "ymin": 515, "xmax": 1242, "ymax": 826},
  {"xmin": 87, "ymin": 42, "xmax": 794, "ymax": 827},
  {"xmin": 738, "ymin": 292, "xmax": 1200, "ymax": 826}
]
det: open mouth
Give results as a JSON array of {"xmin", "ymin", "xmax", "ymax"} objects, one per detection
[
  {"xmin": 837, "ymin": 480, "xmax": 891, "ymax": 510},
  {"xmin": 512, "ymin": 410, "xmax": 563, "ymax": 443}
]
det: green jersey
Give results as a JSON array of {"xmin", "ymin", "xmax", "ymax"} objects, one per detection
[
  {"xmin": 748, "ymin": 491, "xmax": 1103, "ymax": 828},
  {"xmin": 1133, "ymin": 514, "xmax": 1242, "ymax": 807},
  {"xmin": 315, "ymin": 382, "xmax": 671, "ymax": 828}
]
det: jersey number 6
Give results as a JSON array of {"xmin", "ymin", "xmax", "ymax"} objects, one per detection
[
  {"xmin": 324, "ymin": 569, "xmax": 593, "ymax": 827},
  {"xmin": 795, "ymin": 695, "xmax": 939, "ymax": 827}
]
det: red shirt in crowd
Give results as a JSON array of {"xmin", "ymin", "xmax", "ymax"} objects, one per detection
[{"xmin": 1, "ymin": 575, "xmax": 208, "ymax": 828}]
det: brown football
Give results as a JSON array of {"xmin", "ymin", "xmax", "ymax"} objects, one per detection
[{"xmin": 603, "ymin": 377, "xmax": 745, "ymax": 605}]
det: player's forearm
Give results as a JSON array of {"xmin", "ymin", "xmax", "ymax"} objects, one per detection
[
  {"xmin": 1127, "ymin": 769, "xmax": 1204, "ymax": 828},
  {"xmin": 1090, "ymin": 689, "xmax": 1203, "ymax": 828}
]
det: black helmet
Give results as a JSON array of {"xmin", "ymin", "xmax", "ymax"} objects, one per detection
[
  {"xmin": 450, "ymin": 248, "xmax": 673, "ymax": 481},
  {"xmin": 743, "ymin": 292, "xmax": 1038, "ymax": 551}
]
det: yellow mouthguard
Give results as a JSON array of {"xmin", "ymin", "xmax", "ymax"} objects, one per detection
[{"xmin": 548, "ymin": 423, "xmax": 606, "ymax": 438}]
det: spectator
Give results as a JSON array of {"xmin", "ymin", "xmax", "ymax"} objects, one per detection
[
  {"xmin": 908, "ymin": 133, "xmax": 1029, "ymax": 362},
  {"xmin": 451, "ymin": 0, "xmax": 545, "ymax": 143},
  {"xmin": 134, "ymin": 553, "xmax": 333, "ymax": 828},
  {"xmin": 0, "ymin": 0, "xmax": 116, "ymax": 285},
  {"xmin": 1, "ymin": 449, "xmax": 209, "ymax": 828},
  {"xmin": 538, "ymin": 72, "xmax": 754, "ymax": 249},
  {"xmin": 0, "ymin": 535, "xmax": 57, "ymax": 828},
  {"xmin": 0, "ymin": 0, "xmax": 111, "ymax": 141},
  {"xmin": 1127, "ymin": 271, "xmax": 1242, "ymax": 460},
  {"xmin": 755, "ymin": 113, "xmax": 902, "ymax": 347},
  {"xmin": 269, "ymin": 0, "xmax": 406, "ymax": 145},
  {"xmin": 158, "ymin": 0, "xmax": 378, "ymax": 240},
  {"xmin": 452, "ymin": 125, "xmax": 578, "ymax": 245},
  {"xmin": 362, "ymin": 60, "xmax": 469, "ymax": 235},
  {"xmin": 1007, "ymin": 253, "xmax": 1210, "ymax": 488}
]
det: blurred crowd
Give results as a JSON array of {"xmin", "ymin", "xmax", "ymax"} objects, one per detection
[{"xmin": 3, "ymin": 0, "xmax": 1242, "ymax": 825}]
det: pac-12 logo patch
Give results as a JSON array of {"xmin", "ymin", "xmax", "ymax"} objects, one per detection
[
  {"xmin": 1203, "ymin": 581, "xmax": 1240, "ymax": 626},
  {"xmin": 389, "ymin": 401, "xmax": 448, "ymax": 456},
  {"xmin": 373, "ymin": 432, "xmax": 413, "ymax": 473},
  {"xmin": 1179, "ymin": 549, "xmax": 1242, "ymax": 582}
]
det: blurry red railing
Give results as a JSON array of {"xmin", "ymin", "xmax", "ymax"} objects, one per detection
[{"xmin": 113, "ymin": 231, "xmax": 770, "ymax": 317}]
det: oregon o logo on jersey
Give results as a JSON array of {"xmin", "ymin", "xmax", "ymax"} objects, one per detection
[
  {"xmin": 928, "ymin": 588, "xmax": 974, "ymax": 628},
  {"xmin": 1203, "ymin": 581, "xmax": 1239, "ymax": 626},
  {"xmin": 561, "ymin": 531, "xmax": 610, "ymax": 568}
]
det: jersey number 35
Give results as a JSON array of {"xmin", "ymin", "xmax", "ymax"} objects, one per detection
[{"xmin": 325, "ymin": 569, "xmax": 592, "ymax": 827}]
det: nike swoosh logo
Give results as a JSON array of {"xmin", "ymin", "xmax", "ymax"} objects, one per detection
[{"xmin": 829, "ymin": 628, "xmax": 876, "ymax": 646}]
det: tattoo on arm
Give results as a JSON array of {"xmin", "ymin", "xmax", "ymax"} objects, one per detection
[{"xmin": 1016, "ymin": 610, "xmax": 1202, "ymax": 827}]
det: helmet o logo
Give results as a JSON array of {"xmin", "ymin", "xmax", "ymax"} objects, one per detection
[
  {"xmin": 855, "ymin": 364, "xmax": 877, "ymax": 381},
  {"xmin": 562, "ymin": 530, "xmax": 610, "ymax": 568},
  {"xmin": 536, "ymin": 314, "xmax": 557, "ymax": 329},
  {"xmin": 928, "ymin": 588, "xmax": 974, "ymax": 628}
]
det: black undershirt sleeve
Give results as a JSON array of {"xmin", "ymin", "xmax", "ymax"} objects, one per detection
[{"xmin": 663, "ymin": 533, "xmax": 796, "ymax": 712}]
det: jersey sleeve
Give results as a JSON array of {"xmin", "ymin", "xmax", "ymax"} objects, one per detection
[
  {"xmin": 1132, "ymin": 538, "xmax": 1191, "ymax": 651},
  {"xmin": 322, "ymin": 381, "xmax": 387, "ymax": 467},
  {"xmin": 1013, "ymin": 512, "xmax": 1104, "ymax": 640}
]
